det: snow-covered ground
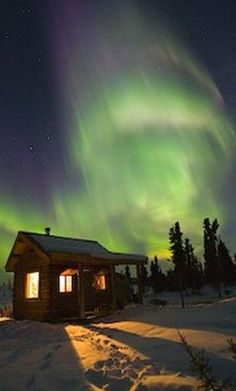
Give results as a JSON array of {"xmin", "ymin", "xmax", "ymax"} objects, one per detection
[{"xmin": 0, "ymin": 290, "xmax": 236, "ymax": 390}]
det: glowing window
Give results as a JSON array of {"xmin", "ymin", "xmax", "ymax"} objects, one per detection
[
  {"xmin": 94, "ymin": 273, "xmax": 106, "ymax": 290},
  {"xmin": 59, "ymin": 275, "xmax": 72, "ymax": 293},
  {"xmin": 25, "ymin": 272, "xmax": 39, "ymax": 299}
]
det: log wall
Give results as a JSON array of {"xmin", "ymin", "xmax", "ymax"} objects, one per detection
[
  {"xmin": 14, "ymin": 248, "xmax": 50, "ymax": 321},
  {"xmin": 13, "ymin": 249, "xmax": 129, "ymax": 322},
  {"xmin": 48, "ymin": 263, "xmax": 79, "ymax": 321}
]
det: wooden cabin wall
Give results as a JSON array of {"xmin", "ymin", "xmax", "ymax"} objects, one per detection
[
  {"xmin": 48, "ymin": 263, "xmax": 79, "ymax": 322},
  {"xmin": 48, "ymin": 264, "xmax": 113, "ymax": 320},
  {"xmin": 13, "ymin": 248, "xmax": 136, "ymax": 322},
  {"xmin": 83, "ymin": 266, "xmax": 113, "ymax": 312},
  {"xmin": 14, "ymin": 248, "xmax": 50, "ymax": 321}
]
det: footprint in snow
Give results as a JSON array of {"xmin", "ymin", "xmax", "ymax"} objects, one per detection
[
  {"xmin": 93, "ymin": 360, "xmax": 107, "ymax": 370},
  {"xmin": 40, "ymin": 352, "xmax": 53, "ymax": 371},
  {"xmin": 104, "ymin": 376, "xmax": 132, "ymax": 391},
  {"xmin": 26, "ymin": 373, "xmax": 36, "ymax": 389},
  {"xmin": 85, "ymin": 368, "xmax": 108, "ymax": 388},
  {"xmin": 110, "ymin": 343, "xmax": 119, "ymax": 350},
  {"xmin": 43, "ymin": 352, "xmax": 53, "ymax": 360}
]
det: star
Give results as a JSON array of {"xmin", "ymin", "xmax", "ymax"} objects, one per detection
[{"xmin": 28, "ymin": 145, "xmax": 36, "ymax": 151}]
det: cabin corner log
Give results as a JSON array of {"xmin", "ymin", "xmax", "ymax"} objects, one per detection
[
  {"xmin": 79, "ymin": 266, "xmax": 85, "ymax": 319},
  {"xmin": 110, "ymin": 265, "xmax": 117, "ymax": 310}
]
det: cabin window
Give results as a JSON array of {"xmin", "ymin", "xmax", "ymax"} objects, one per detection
[
  {"xmin": 94, "ymin": 272, "xmax": 106, "ymax": 290},
  {"xmin": 59, "ymin": 275, "xmax": 72, "ymax": 293},
  {"xmin": 25, "ymin": 272, "xmax": 39, "ymax": 299}
]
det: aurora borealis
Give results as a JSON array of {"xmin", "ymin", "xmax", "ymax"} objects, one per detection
[{"xmin": 1, "ymin": 1, "xmax": 236, "ymax": 276}]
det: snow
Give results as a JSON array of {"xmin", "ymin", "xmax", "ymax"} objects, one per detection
[
  {"xmin": 22, "ymin": 232, "xmax": 147, "ymax": 261},
  {"xmin": 0, "ymin": 290, "xmax": 236, "ymax": 390},
  {"xmin": 29, "ymin": 232, "xmax": 110, "ymax": 255}
]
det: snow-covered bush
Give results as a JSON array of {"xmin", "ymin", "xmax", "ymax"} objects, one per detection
[
  {"xmin": 0, "ymin": 280, "xmax": 13, "ymax": 318},
  {"xmin": 179, "ymin": 332, "xmax": 236, "ymax": 390},
  {"xmin": 0, "ymin": 303, "xmax": 13, "ymax": 317}
]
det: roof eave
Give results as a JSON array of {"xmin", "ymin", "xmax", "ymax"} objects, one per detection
[
  {"xmin": 49, "ymin": 250, "xmax": 148, "ymax": 265},
  {"xmin": 5, "ymin": 231, "xmax": 50, "ymax": 272}
]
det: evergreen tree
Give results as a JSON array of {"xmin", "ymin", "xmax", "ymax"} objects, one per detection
[
  {"xmin": 166, "ymin": 269, "xmax": 176, "ymax": 291},
  {"xmin": 150, "ymin": 256, "xmax": 160, "ymax": 293},
  {"xmin": 125, "ymin": 265, "xmax": 131, "ymax": 280},
  {"xmin": 203, "ymin": 218, "xmax": 221, "ymax": 297},
  {"xmin": 218, "ymin": 239, "xmax": 235, "ymax": 286},
  {"xmin": 184, "ymin": 238, "xmax": 192, "ymax": 295},
  {"xmin": 179, "ymin": 332, "xmax": 235, "ymax": 390},
  {"xmin": 140, "ymin": 264, "xmax": 148, "ymax": 292},
  {"xmin": 184, "ymin": 237, "xmax": 203, "ymax": 294},
  {"xmin": 169, "ymin": 221, "xmax": 186, "ymax": 308}
]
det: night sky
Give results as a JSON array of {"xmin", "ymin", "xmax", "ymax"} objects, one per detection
[{"xmin": 1, "ymin": 0, "xmax": 236, "ymax": 277}]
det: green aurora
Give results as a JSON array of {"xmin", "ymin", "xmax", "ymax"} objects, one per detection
[
  {"xmin": 0, "ymin": 3, "xmax": 235, "ymax": 276},
  {"xmin": 52, "ymin": 4, "xmax": 235, "ymax": 260},
  {"xmin": 53, "ymin": 74, "xmax": 235, "ymax": 259}
]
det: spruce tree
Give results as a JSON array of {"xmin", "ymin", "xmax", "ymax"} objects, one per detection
[
  {"xmin": 218, "ymin": 239, "xmax": 235, "ymax": 286},
  {"xmin": 150, "ymin": 256, "xmax": 160, "ymax": 293},
  {"xmin": 184, "ymin": 238, "xmax": 192, "ymax": 295},
  {"xmin": 179, "ymin": 332, "xmax": 235, "ymax": 390},
  {"xmin": 140, "ymin": 264, "xmax": 148, "ymax": 292},
  {"xmin": 203, "ymin": 218, "xmax": 221, "ymax": 297},
  {"xmin": 169, "ymin": 221, "xmax": 186, "ymax": 308},
  {"xmin": 184, "ymin": 237, "xmax": 203, "ymax": 294},
  {"xmin": 125, "ymin": 265, "xmax": 131, "ymax": 280}
]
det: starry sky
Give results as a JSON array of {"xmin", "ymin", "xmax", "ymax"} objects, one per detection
[{"xmin": 1, "ymin": 0, "xmax": 236, "ymax": 277}]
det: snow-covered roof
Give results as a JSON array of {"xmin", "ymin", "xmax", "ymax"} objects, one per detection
[
  {"xmin": 29, "ymin": 233, "xmax": 108, "ymax": 255},
  {"xmin": 5, "ymin": 231, "xmax": 148, "ymax": 271},
  {"xmin": 24, "ymin": 232, "xmax": 147, "ymax": 262}
]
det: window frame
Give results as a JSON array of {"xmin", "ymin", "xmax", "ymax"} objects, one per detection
[
  {"xmin": 59, "ymin": 274, "xmax": 73, "ymax": 293},
  {"xmin": 25, "ymin": 271, "xmax": 40, "ymax": 300},
  {"xmin": 94, "ymin": 272, "xmax": 107, "ymax": 290}
]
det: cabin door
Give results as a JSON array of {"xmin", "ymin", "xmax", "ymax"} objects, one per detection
[{"xmin": 83, "ymin": 269, "xmax": 96, "ymax": 312}]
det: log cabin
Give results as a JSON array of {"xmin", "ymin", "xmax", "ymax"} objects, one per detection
[{"xmin": 5, "ymin": 229, "xmax": 148, "ymax": 322}]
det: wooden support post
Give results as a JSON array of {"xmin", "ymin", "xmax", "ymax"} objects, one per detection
[
  {"xmin": 13, "ymin": 272, "xmax": 17, "ymax": 319},
  {"xmin": 110, "ymin": 265, "xmax": 117, "ymax": 310},
  {"xmin": 79, "ymin": 266, "xmax": 85, "ymax": 320},
  {"xmin": 136, "ymin": 265, "xmax": 143, "ymax": 304}
]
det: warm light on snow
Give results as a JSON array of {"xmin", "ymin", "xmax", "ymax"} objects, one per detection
[{"xmin": 1, "ymin": 289, "xmax": 236, "ymax": 390}]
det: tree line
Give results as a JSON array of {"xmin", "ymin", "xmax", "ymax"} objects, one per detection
[
  {"xmin": 169, "ymin": 218, "xmax": 236, "ymax": 306},
  {"xmin": 125, "ymin": 218, "xmax": 236, "ymax": 306}
]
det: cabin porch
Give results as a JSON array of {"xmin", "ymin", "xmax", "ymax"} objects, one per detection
[{"xmin": 48, "ymin": 262, "xmax": 144, "ymax": 322}]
